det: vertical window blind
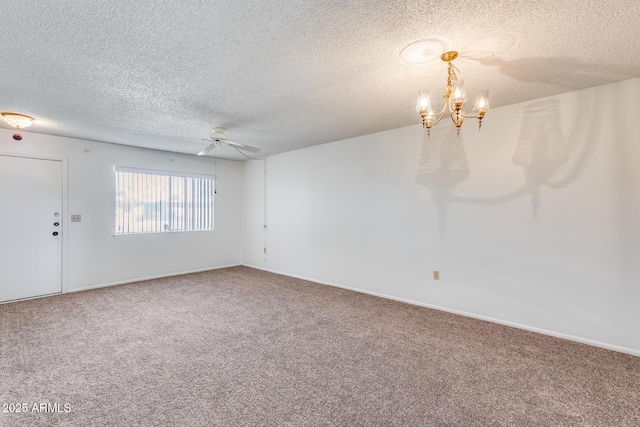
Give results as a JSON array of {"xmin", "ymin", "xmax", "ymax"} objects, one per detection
[{"xmin": 115, "ymin": 167, "xmax": 214, "ymax": 235}]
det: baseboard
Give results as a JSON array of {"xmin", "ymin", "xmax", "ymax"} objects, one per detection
[
  {"xmin": 0, "ymin": 292, "xmax": 62, "ymax": 305},
  {"xmin": 67, "ymin": 263, "xmax": 243, "ymax": 294},
  {"xmin": 242, "ymin": 263, "xmax": 640, "ymax": 358}
]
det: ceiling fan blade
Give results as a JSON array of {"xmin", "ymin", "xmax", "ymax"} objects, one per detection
[
  {"xmin": 224, "ymin": 139, "xmax": 261, "ymax": 153},
  {"xmin": 197, "ymin": 143, "xmax": 216, "ymax": 156}
]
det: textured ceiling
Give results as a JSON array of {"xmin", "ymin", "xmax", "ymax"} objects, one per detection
[{"xmin": 1, "ymin": 0, "xmax": 639, "ymax": 160}]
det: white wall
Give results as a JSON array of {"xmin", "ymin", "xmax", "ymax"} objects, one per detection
[
  {"xmin": 1, "ymin": 130, "xmax": 244, "ymax": 292},
  {"xmin": 243, "ymin": 78, "xmax": 640, "ymax": 355}
]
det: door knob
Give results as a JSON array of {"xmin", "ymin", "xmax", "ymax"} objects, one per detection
[
  {"xmin": 54, "ymin": 222, "xmax": 60, "ymax": 227},
  {"xmin": 52, "ymin": 231, "xmax": 59, "ymax": 236}
]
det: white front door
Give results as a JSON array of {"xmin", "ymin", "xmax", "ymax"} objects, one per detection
[{"xmin": 0, "ymin": 155, "xmax": 63, "ymax": 302}]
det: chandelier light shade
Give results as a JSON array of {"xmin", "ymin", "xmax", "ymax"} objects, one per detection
[
  {"xmin": 2, "ymin": 112, "xmax": 34, "ymax": 129},
  {"xmin": 416, "ymin": 51, "xmax": 489, "ymax": 137}
]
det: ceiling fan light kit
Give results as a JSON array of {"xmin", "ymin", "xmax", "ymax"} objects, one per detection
[{"xmin": 415, "ymin": 51, "xmax": 489, "ymax": 138}]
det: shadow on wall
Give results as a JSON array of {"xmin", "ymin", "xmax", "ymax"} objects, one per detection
[
  {"xmin": 415, "ymin": 126, "xmax": 470, "ymax": 244},
  {"xmin": 416, "ymin": 90, "xmax": 598, "ymax": 242},
  {"xmin": 513, "ymin": 100, "xmax": 569, "ymax": 218}
]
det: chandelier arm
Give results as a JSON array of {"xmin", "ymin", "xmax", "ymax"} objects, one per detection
[
  {"xmin": 421, "ymin": 104, "xmax": 448, "ymax": 130},
  {"xmin": 435, "ymin": 103, "xmax": 447, "ymax": 116},
  {"xmin": 430, "ymin": 104, "xmax": 448, "ymax": 126},
  {"xmin": 448, "ymin": 110, "xmax": 461, "ymax": 125}
]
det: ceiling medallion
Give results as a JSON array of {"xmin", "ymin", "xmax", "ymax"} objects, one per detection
[{"xmin": 399, "ymin": 38, "xmax": 449, "ymax": 65}]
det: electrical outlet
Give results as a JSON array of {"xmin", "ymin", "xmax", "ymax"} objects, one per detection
[
  {"xmin": 71, "ymin": 214, "xmax": 82, "ymax": 222},
  {"xmin": 433, "ymin": 270, "xmax": 440, "ymax": 280}
]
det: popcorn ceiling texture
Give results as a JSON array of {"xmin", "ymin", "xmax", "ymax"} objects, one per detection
[{"xmin": 0, "ymin": 0, "xmax": 638, "ymax": 159}]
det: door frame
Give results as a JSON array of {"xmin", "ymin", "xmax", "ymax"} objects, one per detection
[{"xmin": 0, "ymin": 152, "xmax": 69, "ymax": 297}]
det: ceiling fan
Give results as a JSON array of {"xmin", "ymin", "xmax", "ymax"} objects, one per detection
[{"xmin": 197, "ymin": 127, "xmax": 260, "ymax": 156}]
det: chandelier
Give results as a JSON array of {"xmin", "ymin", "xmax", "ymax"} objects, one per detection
[{"xmin": 416, "ymin": 51, "xmax": 489, "ymax": 137}]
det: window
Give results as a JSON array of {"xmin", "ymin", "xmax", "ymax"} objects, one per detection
[{"xmin": 115, "ymin": 167, "xmax": 214, "ymax": 235}]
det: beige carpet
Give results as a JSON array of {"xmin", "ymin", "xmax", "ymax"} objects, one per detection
[{"xmin": 1, "ymin": 266, "xmax": 638, "ymax": 426}]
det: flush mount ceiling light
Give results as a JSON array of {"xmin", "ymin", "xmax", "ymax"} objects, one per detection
[
  {"xmin": 2, "ymin": 112, "xmax": 34, "ymax": 129},
  {"xmin": 416, "ymin": 51, "xmax": 489, "ymax": 137}
]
